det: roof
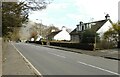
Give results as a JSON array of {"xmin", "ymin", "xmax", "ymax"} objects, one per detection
[
  {"xmin": 70, "ymin": 19, "xmax": 113, "ymax": 35},
  {"xmin": 47, "ymin": 26, "xmax": 71, "ymax": 37},
  {"xmin": 47, "ymin": 30, "xmax": 62, "ymax": 38},
  {"xmin": 70, "ymin": 28, "xmax": 82, "ymax": 35}
]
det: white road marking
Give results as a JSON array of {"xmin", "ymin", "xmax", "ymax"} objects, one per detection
[
  {"xmin": 11, "ymin": 43, "xmax": 43, "ymax": 76},
  {"xmin": 48, "ymin": 52, "xmax": 66, "ymax": 58},
  {"xmin": 77, "ymin": 61, "xmax": 120, "ymax": 75}
]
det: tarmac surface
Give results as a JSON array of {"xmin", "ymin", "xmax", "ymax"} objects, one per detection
[
  {"xmin": 1, "ymin": 41, "xmax": 120, "ymax": 76},
  {"xmin": 43, "ymin": 45, "xmax": 120, "ymax": 61},
  {"xmin": 14, "ymin": 43, "xmax": 119, "ymax": 75}
]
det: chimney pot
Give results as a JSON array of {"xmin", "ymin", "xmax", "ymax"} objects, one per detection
[{"xmin": 105, "ymin": 14, "xmax": 110, "ymax": 20}]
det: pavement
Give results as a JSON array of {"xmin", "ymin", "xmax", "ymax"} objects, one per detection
[
  {"xmin": 2, "ymin": 42, "xmax": 40, "ymax": 76},
  {"xmin": 42, "ymin": 45, "xmax": 120, "ymax": 61},
  {"xmin": 0, "ymin": 38, "xmax": 2, "ymax": 77}
]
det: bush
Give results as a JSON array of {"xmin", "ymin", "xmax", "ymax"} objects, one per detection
[
  {"xmin": 96, "ymin": 40, "xmax": 116, "ymax": 49},
  {"xmin": 81, "ymin": 30, "xmax": 100, "ymax": 43}
]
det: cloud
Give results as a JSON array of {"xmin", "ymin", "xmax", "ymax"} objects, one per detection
[
  {"xmin": 73, "ymin": 0, "xmax": 119, "ymax": 22},
  {"xmin": 28, "ymin": 2, "xmax": 70, "ymax": 24},
  {"xmin": 47, "ymin": 3, "xmax": 69, "ymax": 10},
  {"xmin": 28, "ymin": 0, "xmax": 119, "ymax": 30},
  {"xmin": 67, "ymin": 13, "xmax": 92, "ymax": 22},
  {"xmin": 67, "ymin": 14, "xmax": 81, "ymax": 20}
]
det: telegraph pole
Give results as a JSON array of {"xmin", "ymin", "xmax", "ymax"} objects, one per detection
[
  {"xmin": 118, "ymin": 1, "xmax": 120, "ymax": 48},
  {"xmin": 118, "ymin": 21, "xmax": 120, "ymax": 48},
  {"xmin": 40, "ymin": 19, "xmax": 42, "ymax": 37}
]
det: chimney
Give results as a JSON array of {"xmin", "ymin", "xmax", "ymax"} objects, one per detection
[
  {"xmin": 51, "ymin": 29, "xmax": 55, "ymax": 32},
  {"xmin": 61, "ymin": 26, "xmax": 66, "ymax": 31},
  {"xmin": 105, "ymin": 14, "xmax": 110, "ymax": 20},
  {"xmin": 80, "ymin": 21, "xmax": 83, "ymax": 26},
  {"xmin": 80, "ymin": 21, "xmax": 83, "ymax": 31},
  {"xmin": 76, "ymin": 25, "xmax": 79, "ymax": 31}
]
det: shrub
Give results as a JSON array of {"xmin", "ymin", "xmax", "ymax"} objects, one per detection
[
  {"xmin": 81, "ymin": 30, "xmax": 100, "ymax": 43},
  {"xmin": 96, "ymin": 40, "xmax": 116, "ymax": 49}
]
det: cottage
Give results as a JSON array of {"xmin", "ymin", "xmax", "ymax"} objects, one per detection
[
  {"xmin": 36, "ymin": 35, "xmax": 42, "ymax": 41},
  {"xmin": 70, "ymin": 14, "xmax": 113, "ymax": 43},
  {"xmin": 47, "ymin": 26, "xmax": 70, "ymax": 41}
]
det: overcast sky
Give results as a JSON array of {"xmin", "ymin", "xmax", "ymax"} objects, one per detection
[{"xmin": 28, "ymin": 0, "xmax": 120, "ymax": 30}]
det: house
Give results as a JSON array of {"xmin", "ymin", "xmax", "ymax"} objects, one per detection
[
  {"xmin": 47, "ymin": 26, "xmax": 71, "ymax": 41},
  {"xmin": 70, "ymin": 14, "xmax": 113, "ymax": 43},
  {"xmin": 30, "ymin": 38, "xmax": 35, "ymax": 41},
  {"xmin": 36, "ymin": 35, "xmax": 43, "ymax": 41}
]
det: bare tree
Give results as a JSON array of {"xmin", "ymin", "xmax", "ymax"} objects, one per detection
[{"xmin": 20, "ymin": 0, "xmax": 53, "ymax": 11}]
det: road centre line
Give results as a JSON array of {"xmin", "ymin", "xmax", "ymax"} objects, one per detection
[
  {"xmin": 48, "ymin": 52, "xmax": 66, "ymax": 58},
  {"xmin": 77, "ymin": 61, "xmax": 120, "ymax": 75}
]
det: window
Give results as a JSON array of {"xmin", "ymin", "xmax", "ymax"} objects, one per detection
[
  {"xmin": 91, "ymin": 23, "xmax": 96, "ymax": 25},
  {"xmin": 89, "ymin": 24, "xmax": 91, "ymax": 29},
  {"xmin": 81, "ymin": 25, "xmax": 83, "ymax": 31}
]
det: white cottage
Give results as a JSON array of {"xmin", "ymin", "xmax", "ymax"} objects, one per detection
[
  {"xmin": 36, "ymin": 35, "xmax": 43, "ymax": 41},
  {"xmin": 70, "ymin": 14, "xmax": 113, "ymax": 43},
  {"xmin": 47, "ymin": 26, "xmax": 71, "ymax": 41}
]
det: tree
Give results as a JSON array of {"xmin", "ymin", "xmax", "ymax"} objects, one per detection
[
  {"xmin": 112, "ymin": 22, "xmax": 120, "ymax": 47},
  {"xmin": 103, "ymin": 22, "xmax": 120, "ymax": 48},
  {"xmin": 81, "ymin": 29, "xmax": 100, "ymax": 43},
  {"xmin": 103, "ymin": 28, "xmax": 118, "ymax": 48},
  {"xmin": 2, "ymin": 0, "xmax": 52, "ymax": 40},
  {"xmin": 45, "ymin": 25, "xmax": 59, "ymax": 36},
  {"xmin": 0, "ymin": 2, "xmax": 2, "ymax": 37},
  {"xmin": 2, "ymin": 2, "xmax": 29, "ymax": 38},
  {"xmin": 112, "ymin": 22, "xmax": 120, "ymax": 33},
  {"xmin": 20, "ymin": 0, "xmax": 52, "ymax": 11},
  {"xmin": 104, "ymin": 28, "xmax": 118, "ymax": 41},
  {"xmin": 34, "ymin": 22, "xmax": 48, "ymax": 38},
  {"xmin": 30, "ymin": 31, "xmax": 38, "ymax": 40}
]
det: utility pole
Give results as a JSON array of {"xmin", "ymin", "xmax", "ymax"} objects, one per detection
[
  {"xmin": 36, "ymin": 19, "xmax": 42, "ymax": 37},
  {"xmin": 118, "ymin": 2, "xmax": 120, "ymax": 48},
  {"xmin": 118, "ymin": 22, "xmax": 120, "ymax": 48},
  {"xmin": 40, "ymin": 19, "xmax": 42, "ymax": 37}
]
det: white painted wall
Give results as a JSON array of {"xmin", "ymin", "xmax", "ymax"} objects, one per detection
[
  {"xmin": 97, "ymin": 21, "xmax": 112, "ymax": 37},
  {"xmin": 54, "ymin": 27, "xmax": 70, "ymax": 41},
  {"xmin": 36, "ymin": 35, "xmax": 42, "ymax": 41},
  {"xmin": 31, "ymin": 38, "xmax": 34, "ymax": 41}
]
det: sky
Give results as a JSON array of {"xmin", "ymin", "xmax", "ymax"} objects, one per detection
[{"xmin": 28, "ymin": 0, "xmax": 120, "ymax": 30}]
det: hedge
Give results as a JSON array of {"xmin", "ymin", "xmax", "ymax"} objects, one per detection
[
  {"xmin": 28, "ymin": 41, "xmax": 47, "ymax": 45},
  {"xmin": 28, "ymin": 41, "xmax": 94, "ymax": 50},
  {"xmin": 50, "ymin": 42, "xmax": 94, "ymax": 50},
  {"xmin": 118, "ymin": 41, "xmax": 120, "ymax": 48}
]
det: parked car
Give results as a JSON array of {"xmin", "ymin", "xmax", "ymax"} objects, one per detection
[{"xmin": 16, "ymin": 39, "xmax": 21, "ymax": 43}]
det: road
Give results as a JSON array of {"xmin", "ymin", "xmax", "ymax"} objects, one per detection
[{"xmin": 13, "ymin": 43, "xmax": 119, "ymax": 75}]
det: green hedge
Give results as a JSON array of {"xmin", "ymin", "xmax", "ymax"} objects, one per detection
[
  {"xmin": 50, "ymin": 42, "xmax": 94, "ymax": 50},
  {"xmin": 28, "ymin": 41, "xmax": 94, "ymax": 50},
  {"xmin": 28, "ymin": 41, "xmax": 47, "ymax": 45},
  {"xmin": 118, "ymin": 41, "xmax": 120, "ymax": 48}
]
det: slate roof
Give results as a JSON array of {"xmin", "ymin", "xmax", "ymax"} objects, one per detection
[
  {"xmin": 47, "ymin": 30, "xmax": 62, "ymax": 38},
  {"xmin": 70, "ymin": 19, "xmax": 113, "ymax": 35}
]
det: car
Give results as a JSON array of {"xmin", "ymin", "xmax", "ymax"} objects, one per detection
[{"xmin": 16, "ymin": 39, "xmax": 21, "ymax": 43}]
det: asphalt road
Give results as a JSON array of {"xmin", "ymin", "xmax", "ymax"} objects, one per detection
[{"xmin": 13, "ymin": 43, "xmax": 119, "ymax": 75}]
